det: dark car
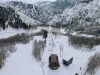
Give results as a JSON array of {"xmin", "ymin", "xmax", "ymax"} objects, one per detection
[{"xmin": 49, "ymin": 54, "xmax": 60, "ymax": 70}]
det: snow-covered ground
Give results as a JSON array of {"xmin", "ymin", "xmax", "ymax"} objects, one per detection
[
  {"xmin": 0, "ymin": 42, "xmax": 43, "ymax": 75},
  {"xmin": 0, "ymin": 27, "xmax": 100, "ymax": 75},
  {"xmin": 41, "ymin": 33, "xmax": 100, "ymax": 75},
  {"xmin": 0, "ymin": 28, "xmax": 26, "ymax": 39},
  {"xmin": 0, "ymin": 27, "xmax": 49, "ymax": 39}
]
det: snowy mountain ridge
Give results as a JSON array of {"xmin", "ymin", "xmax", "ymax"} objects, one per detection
[
  {"xmin": 5, "ymin": 0, "xmax": 97, "ymax": 29},
  {"xmin": 6, "ymin": 0, "xmax": 77, "ymax": 23},
  {"xmin": 0, "ymin": 3, "xmax": 42, "ymax": 30},
  {"xmin": 2, "ymin": 0, "xmax": 100, "ymax": 31},
  {"xmin": 47, "ymin": 0, "xmax": 100, "ymax": 31}
]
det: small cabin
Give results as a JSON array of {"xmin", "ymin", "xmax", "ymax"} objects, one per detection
[{"xmin": 48, "ymin": 54, "xmax": 60, "ymax": 70}]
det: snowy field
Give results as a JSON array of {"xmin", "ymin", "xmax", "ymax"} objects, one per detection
[
  {"xmin": 0, "ymin": 27, "xmax": 100, "ymax": 75},
  {"xmin": 0, "ymin": 28, "xmax": 26, "ymax": 39}
]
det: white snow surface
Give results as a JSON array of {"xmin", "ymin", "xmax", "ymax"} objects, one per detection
[
  {"xmin": 0, "ymin": 27, "xmax": 100, "ymax": 75},
  {"xmin": 0, "ymin": 28, "xmax": 26, "ymax": 39},
  {"xmin": 0, "ymin": 42, "xmax": 43, "ymax": 75}
]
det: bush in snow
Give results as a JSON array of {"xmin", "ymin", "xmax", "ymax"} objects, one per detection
[
  {"xmin": 68, "ymin": 34, "xmax": 100, "ymax": 51},
  {"xmin": 0, "ymin": 33, "xmax": 31, "ymax": 46},
  {"xmin": 0, "ymin": 45, "xmax": 16, "ymax": 69},
  {"xmin": 0, "ymin": 54, "xmax": 4, "ymax": 69},
  {"xmin": 86, "ymin": 52, "xmax": 100, "ymax": 75},
  {"xmin": 5, "ymin": 45, "xmax": 17, "ymax": 53},
  {"xmin": 32, "ymin": 40, "xmax": 45, "ymax": 61},
  {"xmin": 0, "ymin": 49, "xmax": 5, "ymax": 69},
  {"xmin": 0, "ymin": 33, "xmax": 33, "ymax": 69}
]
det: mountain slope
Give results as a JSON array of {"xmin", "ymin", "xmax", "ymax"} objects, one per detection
[
  {"xmin": 6, "ymin": 0, "xmax": 76, "ymax": 23},
  {"xmin": 17, "ymin": 11, "xmax": 42, "ymax": 25},
  {"xmin": 5, "ymin": 0, "xmax": 100, "ymax": 32},
  {"xmin": 47, "ymin": 0, "xmax": 100, "ymax": 31},
  {"xmin": 65, "ymin": 0, "xmax": 100, "ymax": 31},
  {"xmin": 0, "ymin": 3, "xmax": 42, "ymax": 30}
]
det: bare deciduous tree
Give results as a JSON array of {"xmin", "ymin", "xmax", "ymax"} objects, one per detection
[
  {"xmin": 32, "ymin": 40, "xmax": 45, "ymax": 62},
  {"xmin": 86, "ymin": 52, "xmax": 100, "ymax": 75}
]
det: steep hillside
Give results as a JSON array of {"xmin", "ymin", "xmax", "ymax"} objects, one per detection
[
  {"xmin": 5, "ymin": 0, "xmax": 100, "ymax": 32},
  {"xmin": 62, "ymin": 0, "xmax": 100, "ymax": 31},
  {"xmin": 47, "ymin": 0, "xmax": 100, "ymax": 32},
  {"xmin": 0, "ymin": 3, "xmax": 41, "ymax": 30},
  {"xmin": 6, "ymin": 0, "xmax": 76, "ymax": 23}
]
